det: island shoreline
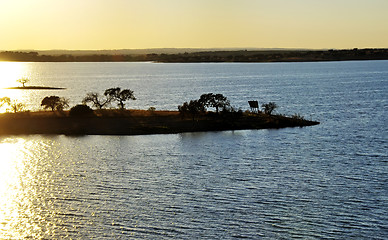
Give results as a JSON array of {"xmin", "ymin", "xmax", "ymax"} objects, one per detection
[
  {"xmin": 0, "ymin": 110, "xmax": 319, "ymax": 136},
  {"xmin": 4, "ymin": 86, "xmax": 66, "ymax": 90}
]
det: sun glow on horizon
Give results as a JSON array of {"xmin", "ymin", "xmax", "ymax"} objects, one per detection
[{"xmin": 0, "ymin": 63, "xmax": 27, "ymax": 89}]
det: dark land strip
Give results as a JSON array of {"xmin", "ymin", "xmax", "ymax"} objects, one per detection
[
  {"xmin": 0, "ymin": 110, "xmax": 319, "ymax": 136},
  {"xmin": 1, "ymin": 48, "xmax": 387, "ymax": 63}
]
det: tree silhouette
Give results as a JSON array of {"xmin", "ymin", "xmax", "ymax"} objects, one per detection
[
  {"xmin": 199, "ymin": 93, "xmax": 230, "ymax": 113},
  {"xmin": 104, "ymin": 87, "xmax": 136, "ymax": 109},
  {"xmin": 41, "ymin": 96, "xmax": 69, "ymax": 112},
  {"xmin": 82, "ymin": 92, "xmax": 112, "ymax": 109},
  {"xmin": 212, "ymin": 94, "xmax": 230, "ymax": 113},
  {"xmin": 178, "ymin": 100, "xmax": 205, "ymax": 120},
  {"xmin": 0, "ymin": 97, "xmax": 11, "ymax": 108},
  {"xmin": 9, "ymin": 101, "xmax": 25, "ymax": 113},
  {"xmin": 261, "ymin": 102, "xmax": 277, "ymax": 115},
  {"xmin": 17, "ymin": 78, "xmax": 29, "ymax": 87}
]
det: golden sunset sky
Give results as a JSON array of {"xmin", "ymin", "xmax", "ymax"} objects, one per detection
[{"xmin": 0, "ymin": 0, "xmax": 387, "ymax": 50}]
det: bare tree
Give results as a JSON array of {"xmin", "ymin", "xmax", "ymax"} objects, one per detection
[
  {"xmin": 9, "ymin": 102, "xmax": 25, "ymax": 113},
  {"xmin": 0, "ymin": 97, "xmax": 11, "ymax": 108},
  {"xmin": 82, "ymin": 92, "xmax": 112, "ymax": 109}
]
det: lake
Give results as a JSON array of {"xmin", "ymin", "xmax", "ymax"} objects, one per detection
[{"xmin": 0, "ymin": 61, "xmax": 387, "ymax": 239}]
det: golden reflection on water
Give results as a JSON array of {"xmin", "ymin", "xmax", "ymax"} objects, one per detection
[
  {"xmin": 0, "ymin": 62, "xmax": 28, "ymax": 89},
  {"xmin": 0, "ymin": 137, "xmax": 58, "ymax": 239},
  {"xmin": 0, "ymin": 62, "xmax": 34, "ymax": 113}
]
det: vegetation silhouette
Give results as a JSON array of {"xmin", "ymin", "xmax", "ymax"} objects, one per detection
[
  {"xmin": 199, "ymin": 93, "xmax": 230, "ymax": 113},
  {"xmin": 179, "ymin": 93, "xmax": 239, "ymax": 121},
  {"xmin": 178, "ymin": 93, "xmax": 230, "ymax": 115},
  {"xmin": 0, "ymin": 90, "xmax": 319, "ymax": 135},
  {"xmin": 9, "ymin": 101, "xmax": 25, "ymax": 113},
  {"xmin": 41, "ymin": 96, "xmax": 69, "ymax": 112},
  {"xmin": 70, "ymin": 105, "xmax": 95, "ymax": 117},
  {"xmin": 0, "ymin": 97, "xmax": 26, "ymax": 113},
  {"xmin": 82, "ymin": 92, "xmax": 112, "ymax": 109},
  {"xmin": 262, "ymin": 102, "xmax": 277, "ymax": 115},
  {"xmin": 16, "ymin": 78, "xmax": 29, "ymax": 87},
  {"xmin": 104, "ymin": 88, "xmax": 136, "ymax": 110},
  {"xmin": 0, "ymin": 97, "xmax": 11, "ymax": 108},
  {"xmin": 3, "ymin": 77, "xmax": 65, "ymax": 90},
  {"xmin": 1, "ymin": 48, "xmax": 387, "ymax": 63},
  {"xmin": 178, "ymin": 100, "xmax": 205, "ymax": 120}
]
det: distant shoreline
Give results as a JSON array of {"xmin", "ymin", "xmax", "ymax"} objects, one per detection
[
  {"xmin": 0, "ymin": 109, "xmax": 319, "ymax": 136},
  {"xmin": 1, "ymin": 48, "xmax": 387, "ymax": 63}
]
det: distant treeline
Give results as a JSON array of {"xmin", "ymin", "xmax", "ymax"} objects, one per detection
[{"xmin": 1, "ymin": 48, "xmax": 388, "ymax": 63}]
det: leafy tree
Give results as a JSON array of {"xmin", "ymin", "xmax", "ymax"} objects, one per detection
[
  {"xmin": 82, "ymin": 92, "xmax": 112, "ymax": 109},
  {"xmin": 212, "ymin": 93, "xmax": 230, "ymax": 113},
  {"xmin": 188, "ymin": 100, "xmax": 205, "ymax": 114},
  {"xmin": 178, "ymin": 100, "xmax": 205, "ymax": 120},
  {"xmin": 198, "ymin": 93, "xmax": 212, "ymax": 108},
  {"xmin": 178, "ymin": 101, "xmax": 189, "ymax": 113},
  {"xmin": 199, "ymin": 93, "xmax": 230, "ymax": 113},
  {"xmin": 17, "ymin": 78, "xmax": 29, "ymax": 87},
  {"xmin": 41, "ymin": 96, "xmax": 69, "ymax": 112},
  {"xmin": 261, "ymin": 102, "xmax": 277, "ymax": 115},
  {"xmin": 104, "ymin": 87, "xmax": 136, "ymax": 109}
]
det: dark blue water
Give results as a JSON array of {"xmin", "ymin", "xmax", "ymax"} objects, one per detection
[{"xmin": 0, "ymin": 60, "xmax": 387, "ymax": 239}]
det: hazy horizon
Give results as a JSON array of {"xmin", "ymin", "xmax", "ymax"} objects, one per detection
[
  {"xmin": 1, "ymin": 0, "xmax": 387, "ymax": 50},
  {"xmin": 1, "ymin": 47, "xmax": 321, "ymax": 53}
]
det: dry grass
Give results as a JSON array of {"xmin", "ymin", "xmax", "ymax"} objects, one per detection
[
  {"xmin": 0, "ymin": 109, "xmax": 180, "ymax": 118},
  {"xmin": 94, "ymin": 109, "xmax": 180, "ymax": 117}
]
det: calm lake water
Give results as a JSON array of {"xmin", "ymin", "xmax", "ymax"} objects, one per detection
[{"xmin": 0, "ymin": 61, "xmax": 387, "ymax": 239}]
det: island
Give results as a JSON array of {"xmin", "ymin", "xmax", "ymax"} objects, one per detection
[
  {"xmin": 4, "ymin": 78, "xmax": 66, "ymax": 90},
  {"xmin": 4, "ymin": 86, "xmax": 66, "ymax": 90},
  {"xmin": 0, "ymin": 90, "xmax": 319, "ymax": 135},
  {"xmin": 0, "ymin": 109, "xmax": 319, "ymax": 135}
]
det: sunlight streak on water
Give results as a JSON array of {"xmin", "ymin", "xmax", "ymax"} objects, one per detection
[
  {"xmin": 0, "ymin": 61, "xmax": 386, "ymax": 238},
  {"xmin": 0, "ymin": 137, "xmax": 59, "ymax": 239}
]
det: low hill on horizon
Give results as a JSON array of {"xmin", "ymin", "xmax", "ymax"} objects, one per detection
[
  {"xmin": 1, "ymin": 48, "xmax": 387, "ymax": 62},
  {"xmin": 3, "ymin": 48, "xmax": 312, "ymax": 56}
]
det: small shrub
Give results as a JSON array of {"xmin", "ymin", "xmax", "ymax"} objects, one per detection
[
  {"xmin": 261, "ymin": 102, "xmax": 277, "ymax": 115},
  {"xmin": 291, "ymin": 113, "xmax": 305, "ymax": 120},
  {"xmin": 69, "ymin": 104, "xmax": 94, "ymax": 117},
  {"xmin": 9, "ymin": 101, "xmax": 26, "ymax": 113}
]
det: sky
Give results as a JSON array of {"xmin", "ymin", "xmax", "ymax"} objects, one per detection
[{"xmin": 0, "ymin": 0, "xmax": 387, "ymax": 50}]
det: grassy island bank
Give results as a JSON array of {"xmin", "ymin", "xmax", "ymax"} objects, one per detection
[{"xmin": 0, "ymin": 110, "xmax": 319, "ymax": 136}]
